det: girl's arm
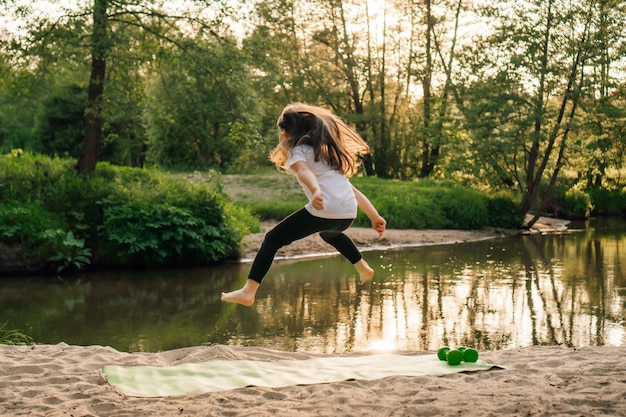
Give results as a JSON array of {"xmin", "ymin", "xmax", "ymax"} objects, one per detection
[
  {"xmin": 352, "ymin": 185, "xmax": 386, "ymax": 236},
  {"xmin": 290, "ymin": 161, "xmax": 324, "ymax": 210}
]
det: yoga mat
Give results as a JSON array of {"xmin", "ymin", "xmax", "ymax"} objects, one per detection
[{"xmin": 102, "ymin": 353, "xmax": 501, "ymax": 397}]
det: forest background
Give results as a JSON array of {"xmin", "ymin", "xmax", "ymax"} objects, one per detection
[{"xmin": 1, "ymin": 0, "xmax": 625, "ymax": 274}]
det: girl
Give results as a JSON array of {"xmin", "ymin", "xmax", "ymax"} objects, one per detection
[{"xmin": 221, "ymin": 103, "xmax": 386, "ymax": 307}]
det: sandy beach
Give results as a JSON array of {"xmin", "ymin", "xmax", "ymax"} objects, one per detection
[
  {"xmin": 1, "ymin": 343, "xmax": 625, "ymax": 416},
  {"xmin": 4, "ymin": 217, "xmax": 624, "ymax": 416}
]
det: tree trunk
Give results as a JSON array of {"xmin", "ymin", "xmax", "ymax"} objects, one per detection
[
  {"xmin": 76, "ymin": 0, "xmax": 108, "ymax": 175},
  {"xmin": 419, "ymin": 0, "xmax": 434, "ymax": 177},
  {"xmin": 520, "ymin": 0, "xmax": 553, "ymax": 215}
]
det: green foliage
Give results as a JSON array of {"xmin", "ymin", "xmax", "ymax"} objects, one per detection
[
  {"xmin": 250, "ymin": 201, "xmax": 305, "ymax": 220},
  {"xmin": 561, "ymin": 188, "xmax": 593, "ymax": 219},
  {"xmin": 48, "ymin": 231, "xmax": 92, "ymax": 273},
  {"xmin": 349, "ymin": 177, "xmax": 515, "ymax": 230},
  {"xmin": 486, "ymin": 193, "xmax": 525, "ymax": 228},
  {"xmin": 587, "ymin": 188, "xmax": 626, "ymax": 216},
  {"xmin": 221, "ymin": 172, "xmax": 524, "ymax": 230},
  {"xmin": 0, "ymin": 151, "xmax": 255, "ymax": 273},
  {"xmin": 220, "ymin": 171, "xmax": 307, "ymax": 220},
  {"xmin": 98, "ymin": 200, "xmax": 236, "ymax": 267},
  {"xmin": 352, "ymin": 178, "xmax": 523, "ymax": 229},
  {"xmin": 222, "ymin": 173, "xmax": 524, "ymax": 230},
  {"xmin": 546, "ymin": 182, "xmax": 594, "ymax": 219},
  {"xmin": 0, "ymin": 202, "xmax": 61, "ymax": 246},
  {"xmin": 0, "ymin": 321, "xmax": 33, "ymax": 345},
  {"xmin": 0, "ymin": 65, "xmax": 45, "ymax": 153},
  {"xmin": 35, "ymin": 84, "xmax": 86, "ymax": 158},
  {"xmin": 0, "ymin": 201, "xmax": 72, "ymax": 269},
  {"xmin": 143, "ymin": 39, "xmax": 263, "ymax": 170}
]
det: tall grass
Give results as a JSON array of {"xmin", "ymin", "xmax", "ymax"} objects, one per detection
[{"xmin": 0, "ymin": 321, "xmax": 33, "ymax": 345}]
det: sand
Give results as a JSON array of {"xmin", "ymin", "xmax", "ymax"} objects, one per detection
[
  {"xmin": 1, "ymin": 343, "xmax": 625, "ymax": 416},
  {"xmin": 5, "ymin": 217, "xmax": 623, "ymax": 417}
]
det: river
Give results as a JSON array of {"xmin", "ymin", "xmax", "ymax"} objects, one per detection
[{"xmin": 1, "ymin": 217, "xmax": 624, "ymax": 353}]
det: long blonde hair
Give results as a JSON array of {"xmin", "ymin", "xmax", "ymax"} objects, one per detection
[{"xmin": 269, "ymin": 103, "xmax": 369, "ymax": 177}]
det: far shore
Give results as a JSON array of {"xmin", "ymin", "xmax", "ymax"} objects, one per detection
[{"xmin": 239, "ymin": 215, "xmax": 571, "ymax": 261}]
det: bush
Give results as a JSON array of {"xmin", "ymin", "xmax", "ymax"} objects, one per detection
[
  {"xmin": 546, "ymin": 182, "xmax": 594, "ymax": 219},
  {"xmin": 561, "ymin": 188, "xmax": 593, "ymax": 219},
  {"xmin": 48, "ymin": 231, "xmax": 93, "ymax": 273},
  {"xmin": 587, "ymin": 188, "xmax": 626, "ymax": 216},
  {"xmin": 97, "ymin": 195, "xmax": 238, "ymax": 267},
  {"xmin": 225, "ymin": 174, "xmax": 523, "ymax": 230},
  {"xmin": 350, "ymin": 177, "xmax": 497, "ymax": 230},
  {"xmin": 486, "ymin": 193, "xmax": 525, "ymax": 228},
  {"xmin": 0, "ymin": 151, "xmax": 256, "ymax": 273},
  {"xmin": 0, "ymin": 202, "xmax": 72, "ymax": 272},
  {"xmin": 223, "ymin": 172, "xmax": 523, "ymax": 230}
]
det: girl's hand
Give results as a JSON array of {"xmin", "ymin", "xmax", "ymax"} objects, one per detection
[
  {"xmin": 371, "ymin": 215, "xmax": 386, "ymax": 237},
  {"xmin": 312, "ymin": 190, "xmax": 324, "ymax": 210}
]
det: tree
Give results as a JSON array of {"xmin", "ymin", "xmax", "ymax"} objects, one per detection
[
  {"xmin": 571, "ymin": 0, "xmax": 626, "ymax": 189},
  {"xmin": 4, "ymin": 0, "xmax": 236, "ymax": 175},
  {"xmin": 0, "ymin": 54, "xmax": 44, "ymax": 153},
  {"xmin": 458, "ymin": 0, "xmax": 597, "ymax": 223},
  {"xmin": 245, "ymin": 0, "xmax": 418, "ymax": 177},
  {"xmin": 143, "ymin": 38, "xmax": 262, "ymax": 169},
  {"xmin": 419, "ymin": 0, "xmax": 465, "ymax": 178}
]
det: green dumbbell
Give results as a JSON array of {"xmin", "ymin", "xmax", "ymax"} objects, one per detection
[
  {"xmin": 462, "ymin": 348, "xmax": 479, "ymax": 362},
  {"xmin": 437, "ymin": 346, "xmax": 450, "ymax": 361},
  {"xmin": 446, "ymin": 349, "xmax": 463, "ymax": 365}
]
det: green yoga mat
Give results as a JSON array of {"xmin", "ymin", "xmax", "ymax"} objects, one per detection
[{"xmin": 102, "ymin": 353, "xmax": 500, "ymax": 397}]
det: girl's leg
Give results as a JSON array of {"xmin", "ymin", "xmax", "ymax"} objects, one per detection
[
  {"xmin": 222, "ymin": 209, "xmax": 332, "ymax": 306},
  {"xmin": 319, "ymin": 228, "xmax": 375, "ymax": 282},
  {"xmin": 248, "ymin": 209, "xmax": 330, "ymax": 282}
]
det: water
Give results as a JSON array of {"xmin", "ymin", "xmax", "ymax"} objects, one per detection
[{"xmin": 1, "ymin": 218, "xmax": 624, "ymax": 353}]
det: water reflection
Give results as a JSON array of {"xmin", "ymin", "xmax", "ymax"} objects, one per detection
[{"xmin": 1, "ymin": 218, "xmax": 624, "ymax": 353}]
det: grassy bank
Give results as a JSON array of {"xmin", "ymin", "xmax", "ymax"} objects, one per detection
[{"xmin": 220, "ymin": 171, "xmax": 525, "ymax": 230}]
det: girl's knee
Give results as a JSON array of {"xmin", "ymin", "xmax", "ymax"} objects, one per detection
[
  {"xmin": 264, "ymin": 230, "xmax": 290, "ymax": 249},
  {"xmin": 319, "ymin": 231, "xmax": 341, "ymax": 244}
]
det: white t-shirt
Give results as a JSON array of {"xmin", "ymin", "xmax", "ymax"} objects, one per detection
[{"xmin": 287, "ymin": 145, "xmax": 357, "ymax": 219}]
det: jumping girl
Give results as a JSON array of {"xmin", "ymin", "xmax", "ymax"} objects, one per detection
[{"xmin": 221, "ymin": 103, "xmax": 386, "ymax": 306}]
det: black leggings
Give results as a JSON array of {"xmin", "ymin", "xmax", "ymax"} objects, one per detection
[{"xmin": 248, "ymin": 208, "xmax": 362, "ymax": 284}]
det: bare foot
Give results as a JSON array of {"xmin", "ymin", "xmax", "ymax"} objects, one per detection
[
  {"xmin": 355, "ymin": 259, "xmax": 375, "ymax": 282},
  {"xmin": 221, "ymin": 279, "xmax": 259, "ymax": 306}
]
